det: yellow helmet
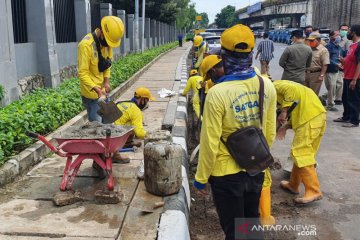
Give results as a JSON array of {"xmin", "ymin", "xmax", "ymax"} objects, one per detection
[
  {"xmin": 193, "ymin": 35, "xmax": 203, "ymax": 47},
  {"xmin": 101, "ymin": 16, "xmax": 124, "ymax": 48},
  {"xmin": 189, "ymin": 69, "xmax": 198, "ymax": 76},
  {"xmin": 200, "ymin": 55, "xmax": 222, "ymax": 77},
  {"xmin": 221, "ymin": 24, "xmax": 254, "ymax": 53},
  {"xmin": 135, "ymin": 87, "xmax": 155, "ymax": 100}
]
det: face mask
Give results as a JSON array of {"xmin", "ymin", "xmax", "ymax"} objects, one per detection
[
  {"xmin": 340, "ymin": 30, "xmax": 348, "ymax": 38},
  {"xmin": 347, "ymin": 33, "xmax": 354, "ymax": 41},
  {"xmin": 92, "ymin": 32, "xmax": 112, "ymax": 72},
  {"xmin": 334, "ymin": 36, "xmax": 341, "ymax": 44},
  {"xmin": 138, "ymin": 102, "xmax": 148, "ymax": 111},
  {"xmin": 220, "ymin": 49, "xmax": 253, "ymax": 76},
  {"xmin": 305, "ymin": 32, "xmax": 311, "ymax": 37},
  {"xmin": 308, "ymin": 41, "xmax": 318, "ymax": 48},
  {"xmin": 99, "ymin": 36, "xmax": 109, "ymax": 47}
]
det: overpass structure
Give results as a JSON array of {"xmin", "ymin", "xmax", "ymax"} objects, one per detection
[{"xmin": 238, "ymin": 0, "xmax": 312, "ymax": 31}]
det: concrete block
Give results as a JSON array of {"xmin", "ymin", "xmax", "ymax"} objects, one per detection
[
  {"xmin": 172, "ymin": 126, "xmax": 187, "ymax": 138},
  {"xmin": 0, "ymin": 160, "xmax": 19, "ymax": 187},
  {"xmin": 172, "ymin": 137, "xmax": 187, "ymax": 154},
  {"xmin": 158, "ymin": 210, "xmax": 190, "ymax": 240},
  {"xmin": 144, "ymin": 142, "xmax": 183, "ymax": 196},
  {"xmin": 161, "ymin": 102, "xmax": 177, "ymax": 131},
  {"xmin": 176, "ymin": 111, "xmax": 186, "ymax": 120},
  {"xmin": 144, "ymin": 130, "xmax": 172, "ymax": 145}
]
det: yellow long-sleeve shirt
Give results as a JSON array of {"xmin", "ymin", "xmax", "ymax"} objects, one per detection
[
  {"xmin": 195, "ymin": 75, "xmax": 277, "ymax": 185},
  {"xmin": 182, "ymin": 75, "xmax": 203, "ymax": 96},
  {"xmin": 78, "ymin": 32, "xmax": 113, "ymax": 99},
  {"xmin": 273, "ymin": 80, "xmax": 326, "ymax": 129},
  {"xmin": 114, "ymin": 101, "xmax": 146, "ymax": 139},
  {"xmin": 194, "ymin": 42, "xmax": 208, "ymax": 69}
]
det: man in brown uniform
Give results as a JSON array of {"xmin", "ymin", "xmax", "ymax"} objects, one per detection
[{"xmin": 305, "ymin": 33, "xmax": 330, "ymax": 95}]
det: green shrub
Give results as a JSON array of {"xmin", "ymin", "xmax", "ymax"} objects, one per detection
[
  {"xmin": 0, "ymin": 84, "xmax": 4, "ymax": 102},
  {"xmin": 0, "ymin": 42, "xmax": 177, "ymax": 165}
]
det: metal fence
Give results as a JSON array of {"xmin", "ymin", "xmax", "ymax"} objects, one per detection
[
  {"xmin": 91, "ymin": 3, "xmax": 101, "ymax": 31},
  {"xmin": 11, "ymin": 0, "xmax": 28, "ymax": 43},
  {"xmin": 54, "ymin": 0, "xmax": 77, "ymax": 43}
]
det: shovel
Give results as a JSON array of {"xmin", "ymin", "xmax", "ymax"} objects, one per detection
[{"xmin": 97, "ymin": 96, "xmax": 122, "ymax": 124}]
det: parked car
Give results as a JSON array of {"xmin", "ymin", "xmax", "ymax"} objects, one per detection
[
  {"xmin": 199, "ymin": 32, "xmax": 216, "ymax": 39},
  {"xmin": 284, "ymin": 29, "xmax": 301, "ymax": 45},
  {"xmin": 204, "ymin": 35, "xmax": 221, "ymax": 53},
  {"xmin": 269, "ymin": 30, "xmax": 275, "ymax": 40}
]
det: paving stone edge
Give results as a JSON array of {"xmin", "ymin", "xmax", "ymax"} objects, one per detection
[
  {"xmin": 0, "ymin": 47, "xmax": 176, "ymax": 187},
  {"xmin": 158, "ymin": 46, "xmax": 191, "ymax": 240}
]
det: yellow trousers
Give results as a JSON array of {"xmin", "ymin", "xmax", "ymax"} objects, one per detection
[
  {"xmin": 192, "ymin": 93, "xmax": 200, "ymax": 118},
  {"xmin": 291, "ymin": 113, "xmax": 326, "ymax": 168},
  {"xmin": 262, "ymin": 168, "xmax": 272, "ymax": 188}
]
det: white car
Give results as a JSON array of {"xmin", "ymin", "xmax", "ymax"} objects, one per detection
[{"xmin": 205, "ymin": 36, "xmax": 221, "ymax": 54}]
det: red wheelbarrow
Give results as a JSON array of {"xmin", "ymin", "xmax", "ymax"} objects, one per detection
[{"xmin": 26, "ymin": 126, "xmax": 133, "ymax": 204}]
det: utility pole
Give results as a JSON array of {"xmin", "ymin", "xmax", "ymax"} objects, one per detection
[
  {"xmin": 134, "ymin": 0, "xmax": 139, "ymax": 52},
  {"xmin": 141, "ymin": 0, "xmax": 145, "ymax": 53}
]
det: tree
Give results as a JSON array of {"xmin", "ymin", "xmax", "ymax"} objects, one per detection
[
  {"xmin": 215, "ymin": 5, "xmax": 238, "ymax": 28},
  {"xmin": 198, "ymin": 12, "xmax": 209, "ymax": 28},
  {"xmin": 102, "ymin": 0, "xmax": 191, "ymax": 25}
]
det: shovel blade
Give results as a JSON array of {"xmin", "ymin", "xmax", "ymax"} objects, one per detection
[{"xmin": 98, "ymin": 101, "xmax": 122, "ymax": 124}]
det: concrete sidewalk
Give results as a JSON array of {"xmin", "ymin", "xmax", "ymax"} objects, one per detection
[{"xmin": 0, "ymin": 43, "xmax": 191, "ymax": 240}]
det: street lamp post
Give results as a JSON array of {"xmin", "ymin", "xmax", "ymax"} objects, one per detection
[{"xmin": 134, "ymin": 0, "xmax": 139, "ymax": 52}]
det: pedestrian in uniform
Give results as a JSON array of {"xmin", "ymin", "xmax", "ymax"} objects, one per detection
[
  {"xmin": 78, "ymin": 16, "xmax": 124, "ymax": 122},
  {"xmin": 194, "ymin": 25, "xmax": 277, "ymax": 239},
  {"xmin": 305, "ymin": 33, "xmax": 330, "ymax": 95},
  {"xmin": 275, "ymin": 80, "xmax": 326, "ymax": 204},
  {"xmin": 279, "ymin": 30, "xmax": 312, "ymax": 84},
  {"xmin": 255, "ymin": 32, "xmax": 275, "ymax": 76},
  {"xmin": 193, "ymin": 35, "xmax": 208, "ymax": 71},
  {"xmin": 182, "ymin": 69, "xmax": 203, "ymax": 118}
]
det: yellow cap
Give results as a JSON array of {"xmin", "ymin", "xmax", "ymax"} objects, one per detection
[
  {"xmin": 101, "ymin": 16, "xmax": 125, "ymax": 48},
  {"xmin": 200, "ymin": 55, "xmax": 222, "ymax": 77},
  {"xmin": 135, "ymin": 87, "xmax": 155, "ymax": 100},
  {"xmin": 220, "ymin": 24, "xmax": 254, "ymax": 52},
  {"xmin": 189, "ymin": 69, "xmax": 198, "ymax": 76},
  {"xmin": 193, "ymin": 35, "xmax": 203, "ymax": 47}
]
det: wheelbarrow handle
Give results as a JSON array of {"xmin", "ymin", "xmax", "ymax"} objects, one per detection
[
  {"xmin": 26, "ymin": 131, "xmax": 59, "ymax": 154},
  {"xmin": 26, "ymin": 131, "xmax": 39, "ymax": 139}
]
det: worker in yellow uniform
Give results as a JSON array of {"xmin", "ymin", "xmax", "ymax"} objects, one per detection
[
  {"xmin": 112, "ymin": 87, "xmax": 155, "ymax": 163},
  {"xmin": 194, "ymin": 25, "xmax": 277, "ymax": 239},
  {"xmin": 78, "ymin": 16, "xmax": 124, "ymax": 122},
  {"xmin": 182, "ymin": 69, "xmax": 203, "ymax": 118},
  {"xmin": 199, "ymin": 54, "xmax": 276, "ymax": 226},
  {"xmin": 193, "ymin": 35, "xmax": 208, "ymax": 71},
  {"xmin": 275, "ymin": 80, "xmax": 326, "ymax": 204}
]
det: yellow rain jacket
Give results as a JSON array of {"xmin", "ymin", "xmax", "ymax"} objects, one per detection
[
  {"xmin": 182, "ymin": 75, "xmax": 203, "ymax": 118},
  {"xmin": 78, "ymin": 32, "xmax": 113, "ymax": 99},
  {"xmin": 273, "ymin": 80, "xmax": 325, "ymax": 130},
  {"xmin": 195, "ymin": 75, "xmax": 277, "ymax": 185},
  {"xmin": 194, "ymin": 42, "xmax": 208, "ymax": 69},
  {"xmin": 114, "ymin": 101, "xmax": 146, "ymax": 139},
  {"xmin": 274, "ymin": 80, "xmax": 326, "ymax": 167}
]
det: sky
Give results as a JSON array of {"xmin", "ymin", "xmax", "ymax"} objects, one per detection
[{"xmin": 193, "ymin": 0, "xmax": 264, "ymax": 23}]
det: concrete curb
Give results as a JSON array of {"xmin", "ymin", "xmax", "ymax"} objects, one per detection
[
  {"xmin": 158, "ymin": 46, "xmax": 191, "ymax": 240},
  {"xmin": 0, "ymin": 46, "xmax": 176, "ymax": 187}
]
